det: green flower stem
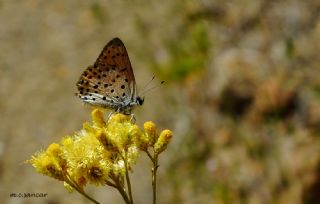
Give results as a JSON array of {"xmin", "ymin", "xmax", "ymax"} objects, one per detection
[
  {"xmin": 106, "ymin": 180, "xmax": 118, "ymax": 188},
  {"xmin": 65, "ymin": 176, "xmax": 100, "ymax": 204},
  {"xmin": 108, "ymin": 176, "xmax": 131, "ymax": 204},
  {"xmin": 146, "ymin": 151, "xmax": 159, "ymax": 204},
  {"xmin": 74, "ymin": 187, "xmax": 100, "ymax": 204},
  {"xmin": 123, "ymin": 152, "xmax": 134, "ymax": 204}
]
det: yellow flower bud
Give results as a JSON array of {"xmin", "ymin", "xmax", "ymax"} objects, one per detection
[
  {"xmin": 64, "ymin": 182, "xmax": 74, "ymax": 193},
  {"xmin": 61, "ymin": 136, "xmax": 73, "ymax": 147},
  {"xmin": 46, "ymin": 143, "xmax": 61, "ymax": 157},
  {"xmin": 42, "ymin": 158, "xmax": 64, "ymax": 181},
  {"xmin": 27, "ymin": 147, "xmax": 65, "ymax": 181},
  {"xmin": 96, "ymin": 131, "xmax": 118, "ymax": 152},
  {"xmin": 109, "ymin": 113, "xmax": 130, "ymax": 123},
  {"xmin": 133, "ymin": 132, "xmax": 149, "ymax": 151},
  {"xmin": 144, "ymin": 121, "xmax": 158, "ymax": 145},
  {"xmin": 46, "ymin": 143, "xmax": 67, "ymax": 170},
  {"xmin": 154, "ymin": 129, "xmax": 173, "ymax": 154},
  {"xmin": 91, "ymin": 109, "xmax": 106, "ymax": 127}
]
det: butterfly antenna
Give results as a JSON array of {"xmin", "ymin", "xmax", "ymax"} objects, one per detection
[
  {"xmin": 139, "ymin": 74, "xmax": 155, "ymax": 94},
  {"xmin": 139, "ymin": 81, "xmax": 165, "ymax": 97}
]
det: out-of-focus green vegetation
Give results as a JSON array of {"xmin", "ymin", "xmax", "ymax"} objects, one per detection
[{"xmin": 145, "ymin": 1, "xmax": 320, "ymax": 204}]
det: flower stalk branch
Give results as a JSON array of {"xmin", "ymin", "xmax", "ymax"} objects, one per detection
[
  {"xmin": 66, "ymin": 179, "xmax": 100, "ymax": 204},
  {"xmin": 123, "ymin": 153, "xmax": 134, "ymax": 204},
  {"xmin": 147, "ymin": 151, "xmax": 159, "ymax": 204},
  {"xmin": 108, "ymin": 175, "xmax": 131, "ymax": 204}
]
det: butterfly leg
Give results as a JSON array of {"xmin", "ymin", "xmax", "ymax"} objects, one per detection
[
  {"xmin": 130, "ymin": 114, "xmax": 136, "ymax": 123},
  {"xmin": 107, "ymin": 111, "xmax": 113, "ymax": 121}
]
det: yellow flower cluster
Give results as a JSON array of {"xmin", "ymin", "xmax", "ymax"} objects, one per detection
[{"xmin": 27, "ymin": 109, "xmax": 173, "ymax": 192}]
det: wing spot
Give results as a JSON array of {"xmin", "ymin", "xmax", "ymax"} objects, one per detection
[
  {"xmin": 122, "ymin": 54, "xmax": 125, "ymax": 56},
  {"xmin": 121, "ymin": 85, "xmax": 125, "ymax": 89},
  {"xmin": 102, "ymin": 96, "xmax": 106, "ymax": 100},
  {"xmin": 111, "ymin": 89, "xmax": 114, "ymax": 93},
  {"xmin": 104, "ymin": 84, "xmax": 108, "ymax": 88},
  {"xmin": 88, "ymin": 68, "xmax": 93, "ymax": 71},
  {"xmin": 125, "ymin": 79, "xmax": 128, "ymax": 82},
  {"xmin": 93, "ymin": 64, "xmax": 98, "ymax": 68},
  {"xmin": 103, "ymin": 56, "xmax": 107, "ymax": 59},
  {"xmin": 122, "ymin": 93, "xmax": 126, "ymax": 96},
  {"xmin": 116, "ymin": 74, "xmax": 120, "ymax": 78},
  {"xmin": 116, "ymin": 96, "xmax": 119, "ymax": 99},
  {"xmin": 112, "ymin": 67, "xmax": 116, "ymax": 70},
  {"xmin": 116, "ymin": 53, "xmax": 120, "ymax": 56},
  {"xmin": 92, "ymin": 98, "xmax": 96, "ymax": 101},
  {"xmin": 94, "ymin": 91, "xmax": 98, "ymax": 93},
  {"xmin": 84, "ymin": 97, "xmax": 88, "ymax": 100},
  {"xmin": 93, "ymin": 72, "xmax": 97, "ymax": 75},
  {"xmin": 86, "ymin": 89, "xmax": 90, "ymax": 92},
  {"xmin": 80, "ymin": 91, "xmax": 83, "ymax": 94},
  {"xmin": 97, "ymin": 82, "xmax": 101, "ymax": 85},
  {"xmin": 112, "ymin": 55, "xmax": 116, "ymax": 59},
  {"xmin": 88, "ymin": 76, "xmax": 93, "ymax": 79},
  {"xmin": 102, "ymin": 74, "xmax": 107, "ymax": 77},
  {"xmin": 93, "ymin": 85, "xmax": 98, "ymax": 89},
  {"xmin": 120, "ymin": 68, "xmax": 126, "ymax": 72},
  {"xmin": 106, "ymin": 68, "xmax": 110, "ymax": 72},
  {"xmin": 108, "ymin": 50, "xmax": 111, "ymax": 53}
]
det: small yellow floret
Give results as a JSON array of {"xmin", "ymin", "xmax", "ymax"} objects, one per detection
[{"xmin": 106, "ymin": 118, "xmax": 135, "ymax": 150}]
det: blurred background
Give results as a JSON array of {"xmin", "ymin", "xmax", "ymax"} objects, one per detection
[{"xmin": 1, "ymin": 0, "xmax": 320, "ymax": 203}]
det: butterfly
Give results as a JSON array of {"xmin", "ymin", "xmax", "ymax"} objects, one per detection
[{"xmin": 76, "ymin": 38, "xmax": 144, "ymax": 115}]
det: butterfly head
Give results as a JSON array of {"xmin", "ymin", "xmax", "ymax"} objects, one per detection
[{"xmin": 137, "ymin": 96, "xmax": 144, "ymax": 106}]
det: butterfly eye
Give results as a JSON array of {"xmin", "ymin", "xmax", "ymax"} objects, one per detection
[{"xmin": 137, "ymin": 97, "xmax": 144, "ymax": 105}]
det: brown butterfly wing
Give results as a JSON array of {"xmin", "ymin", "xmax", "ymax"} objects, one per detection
[
  {"xmin": 76, "ymin": 38, "xmax": 137, "ymax": 107},
  {"xmin": 95, "ymin": 38, "xmax": 136, "ymax": 98}
]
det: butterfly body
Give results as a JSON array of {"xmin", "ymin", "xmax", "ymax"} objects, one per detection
[{"xmin": 76, "ymin": 38, "xmax": 144, "ymax": 115}]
